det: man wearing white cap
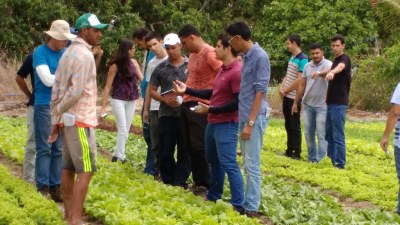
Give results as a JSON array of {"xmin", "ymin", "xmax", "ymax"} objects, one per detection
[
  {"xmin": 149, "ymin": 33, "xmax": 191, "ymax": 187},
  {"xmin": 33, "ymin": 19, "xmax": 76, "ymax": 202},
  {"xmin": 49, "ymin": 13, "xmax": 107, "ymax": 225}
]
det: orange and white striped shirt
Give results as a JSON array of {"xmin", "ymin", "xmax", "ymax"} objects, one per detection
[{"xmin": 51, "ymin": 38, "xmax": 98, "ymax": 127}]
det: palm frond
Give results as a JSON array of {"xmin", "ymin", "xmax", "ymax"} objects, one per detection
[{"xmin": 372, "ymin": 0, "xmax": 400, "ymax": 35}]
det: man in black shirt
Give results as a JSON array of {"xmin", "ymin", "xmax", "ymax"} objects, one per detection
[
  {"xmin": 15, "ymin": 53, "xmax": 36, "ymax": 183},
  {"xmin": 324, "ymin": 34, "xmax": 352, "ymax": 169}
]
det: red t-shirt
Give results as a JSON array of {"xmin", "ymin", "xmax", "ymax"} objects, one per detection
[
  {"xmin": 184, "ymin": 44, "xmax": 222, "ymax": 104},
  {"xmin": 208, "ymin": 60, "xmax": 241, "ymax": 124}
]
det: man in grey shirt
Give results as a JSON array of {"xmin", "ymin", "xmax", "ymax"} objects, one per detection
[{"xmin": 292, "ymin": 43, "xmax": 332, "ymax": 162}]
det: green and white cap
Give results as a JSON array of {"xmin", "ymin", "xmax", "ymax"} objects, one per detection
[{"xmin": 75, "ymin": 13, "xmax": 108, "ymax": 30}]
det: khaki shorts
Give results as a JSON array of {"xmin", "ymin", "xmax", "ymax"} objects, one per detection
[{"xmin": 61, "ymin": 126, "xmax": 97, "ymax": 173}]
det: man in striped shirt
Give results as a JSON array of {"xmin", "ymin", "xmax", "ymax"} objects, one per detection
[
  {"xmin": 280, "ymin": 34, "xmax": 308, "ymax": 160},
  {"xmin": 49, "ymin": 13, "xmax": 107, "ymax": 225}
]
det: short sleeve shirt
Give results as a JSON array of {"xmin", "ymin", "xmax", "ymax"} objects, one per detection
[
  {"xmin": 16, "ymin": 54, "xmax": 35, "ymax": 106},
  {"xmin": 33, "ymin": 44, "xmax": 65, "ymax": 105},
  {"xmin": 391, "ymin": 83, "xmax": 400, "ymax": 147},
  {"xmin": 184, "ymin": 44, "xmax": 222, "ymax": 104},
  {"xmin": 302, "ymin": 58, "xmax": 332, "ymax": 107},
  {"xmin": 145, "ymin": 56, "xmax": 168, "ymax": 111},
  {"xmin": 282, "ymin": 52, "xmax": 308, "ymax": 99},
  {"xmin": 326, "ymin": 54, "xmax": 352, "ymax": 105},
  {"xmin": 150, "ymin": 58, "xmax": 189, "ymax": 118}
]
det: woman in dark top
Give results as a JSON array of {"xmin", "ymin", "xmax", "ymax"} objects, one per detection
[{"xmin": 100, "ymin": 39, "xmax": 143, "ymax": 163}]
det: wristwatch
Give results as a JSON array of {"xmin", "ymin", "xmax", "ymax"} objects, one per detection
[
  {"xmin": 317, "ymin": 71, "xmax": 321, "ymax": 76},
  {"xmin": 248, "ymin": 120, "xmax": 255, "ymax": 127}
]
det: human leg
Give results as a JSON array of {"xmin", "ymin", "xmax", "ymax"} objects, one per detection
[
  {"xmin": 23, "ymin": 106, "xmax": 36, "ymax": 183},
  {"xmin": 215, "ymin": 122, "xmax": 243, "ymax": 208},
  {"xmin": 330, "ymin": 105, "xmax": 347, "ymax": 169},
  {"xmin": 158, "ymin": 117, "xmax": 177, "ymax": 184},
  {"xmin": 303, "ymin": 104, "xmax": 317, "ymax": 162},
  {"xmin": 111, "ymin": 99, "xmax": 128, "ymax": 160},
  {"xmin": 315, "ymin": 105, "xmax": 328, "ymax": 162},
  {"xmin": 240, "ymin": 115, "xmax": 268, "ymax": 212},
  {"xmin": 174, "ymin": 117, "xmax": 191, "ymax": 186},
  {"xmin": 282, "ymin": 97, "xmax": 293, "ymax": 157}
]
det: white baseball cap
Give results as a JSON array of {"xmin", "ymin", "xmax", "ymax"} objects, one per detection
[
  {"xmin": 164, "ymin": 33, "xmax": 181, "ymax": 46},
  {"xmin": 44, "ymin": 20, "xmax": 77, "ymax": 41}
]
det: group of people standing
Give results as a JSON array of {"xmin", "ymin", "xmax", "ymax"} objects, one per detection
[
  {"xmin": 16, "ymin": 13, "xmax": 108, "ymax": 225},
  {"xmin": 129, "ymin": 23, "xmax": 270, "ymax": 216},
  {"xmin": 280, "ymin": 34, "xmax": 352, "ymax": 170},
  {"xmin": 20, "ymin": 10, "xmax": 400, "ymax": 222}
]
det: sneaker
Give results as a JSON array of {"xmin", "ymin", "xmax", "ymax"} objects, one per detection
[
  {"xmin": 49, "ymin": 185, "xmax": 63, "ymax": 202},
  {"xmin": 192, "ymin": 185, "xmax": 208, "ymax": 197},
  {"xmin": 38, "ymin": 185, "xmax": 49, "ymax": 198},
  {"xmin": 111, "ymin": 156, "xmax": 127, "ymax": 164},
  {"xmin": 245, "ymin": 210, "xmax": 258, "ymax": 218}
]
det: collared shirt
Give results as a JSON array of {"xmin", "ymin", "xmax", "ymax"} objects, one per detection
[
  {"xmin": 302, "ymin": 58, "xmax": 332, "ymax": 107},
  {"xmin": 16, "ymin": 54, "xmax": 35, "ymax": 106},
  {"xmin": 282, "ymin": 52, "xmax": 308, "ymax": 99},
  {"xmin": 150, "ymin": 57, "xmax": 189, "ymax": 118},
  {"xmin": 184, "ymin": 44, "xmax": 222, "ymax": 104},
  {"xmin": 239, "ymin": 43, "xmax": 271, "ymax": 123},
  {"xmin": 208, "ymin": 60, "xmax": 241, "ymax": 124},
  {"xmin": 51, "ymin": 37, "xmax": 97, "ymax": 127}
]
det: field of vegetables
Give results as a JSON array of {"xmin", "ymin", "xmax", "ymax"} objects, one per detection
[{"xmin": 1, "ymin": 115, "xmax": 400, "ymax": 224}]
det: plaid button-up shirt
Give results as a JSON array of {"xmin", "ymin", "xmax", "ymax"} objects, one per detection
[{"xmin": 51, "ymin": 38, "xmax": 98, "ymax": 127}]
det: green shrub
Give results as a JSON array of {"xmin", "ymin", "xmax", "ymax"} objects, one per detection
[{"xmin": 350, "ymin": 43, "xmax": 400, "ymax": 111}]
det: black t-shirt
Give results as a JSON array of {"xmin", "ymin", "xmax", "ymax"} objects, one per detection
[
  {"xmin": 16, "ymin": 54, "xmax": 35, "ymax": 106},
  {"xmin": 326, "ymin": 54, "xmax": 352, "ymax": 105}
]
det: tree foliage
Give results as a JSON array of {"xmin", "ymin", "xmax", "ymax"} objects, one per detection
[{"xmin": 253, "ymin": 0, "xmax": 377, "ymax": 81}]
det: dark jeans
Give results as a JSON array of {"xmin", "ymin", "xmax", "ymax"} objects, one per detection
[
  {"xmin": 158, "ymin": 116, "xmax": 191, "ymax": 186},
  {"xmin": 282, "ymin": 97, "xmax": 302, "ymax": 158},
  {"xmin": 181, "ymin": 102, "xmax": 210, "ymax": 188},
  {"xmin": 142, "ymin": 111, "xmax": 156, "ymax": 175},
  {"xmin": 326, "ymin": 104, "xmax": 347, "ymax": 169}
]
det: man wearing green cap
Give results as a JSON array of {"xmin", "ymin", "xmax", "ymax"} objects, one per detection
[{"xmin": 49, "ymin": 13, "xmax": 107, "ymax": 225}]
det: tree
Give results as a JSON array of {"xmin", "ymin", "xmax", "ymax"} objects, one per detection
[{"xmin": 253, "ymin": 0, "xmax": 377, "ymax": 81}]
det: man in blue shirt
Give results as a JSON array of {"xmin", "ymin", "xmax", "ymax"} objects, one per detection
[
  {"xmin": 33, "ymin": 19, "xmax": 76, "ymax": 201},
  {"xmin": 226, "ymin": 21, "xmax": 270, "ymax": 217}
]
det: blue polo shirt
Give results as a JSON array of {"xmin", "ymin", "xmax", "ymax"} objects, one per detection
[
  {"xmin": 238, "ymin": 43, "xmax": 271, "ymax": 122},
  {"xmin": 33, "ymin": 44, "xmax": 65, "ymax": 105}
]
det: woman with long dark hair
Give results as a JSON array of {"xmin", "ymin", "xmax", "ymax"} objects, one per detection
[{"xmin": 100, "ymin": 39, "xmax": 143, "ymax": 163}]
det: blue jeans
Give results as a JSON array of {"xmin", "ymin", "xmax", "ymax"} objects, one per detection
[
  {"xmin": 205, "ymin": 122, "xmax": 244, "ymax": 208},
  {"xmin": 239, "ymin": 114, "xmax": 268, "ymax": 212},
  {"xmin": 303, "ymin": 104, "xmax": 328, "ymax": 162},
  {"xmin": 34, "ymin": 105, "xmax": 62, "ymax": 189},
  {"xmin": 325, "ymin": 104, "xmax": 347, "ymax": 169},
  {"xmin": 395, "ymin": 146, "xmax": 400, "ymax": 214}
]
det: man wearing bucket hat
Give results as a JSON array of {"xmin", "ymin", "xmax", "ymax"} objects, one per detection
[
  {"xmin": 49, "ymin": 13, "xmax": 107, "ymax": 225},
  {"xmin": 33, "ymin": 19, "xmax": 76, "ymax": 202}
]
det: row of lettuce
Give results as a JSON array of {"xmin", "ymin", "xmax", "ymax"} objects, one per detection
[
  {"xmin": 0, "ymin": 116, "xmax": 258, "ymax": 225},
  {"xmin": 1, "ymin": 115, "xmax": 400, "ymax": 224}
]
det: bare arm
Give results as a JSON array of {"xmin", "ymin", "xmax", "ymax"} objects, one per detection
[
  {"xmin": 381, "ymin": 104, "xmax": 400, "ymax": 150},
  {"xmin": 284, "ymin": 72, "xmax": 302, "ymax": 93},
  {"xmin": 291, "ymin": 78, "xmax": 306, "ymax": 115},
  {"xmin": 100, "ymin": 64, "xmax": 117, "ymax": 115},
  {"xmin": 132, "ymin": 59, "xmax": 144, "ymax": 82},
  {"xmin": 15, "ymin": 76, "xmax": 32, "ymax": 98},
  {"xmin": 326, "ymin": 63, "xmax": 346, "ymax": 80}
]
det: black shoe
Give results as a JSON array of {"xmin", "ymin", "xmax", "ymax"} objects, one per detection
[
  {"xmin": 111, "ymin": 156, "xmax": 127, "ymax": 164},
  {"xmin": 284, "ymin": 151, "xmax": 293, "ymax": 158},
  {"xmin": 245, "ymin": 210, "xmax": 258, "ymax": 218},
  {"xmin": 38, "ymin": 185, "xmax": 49, "ymax": 198},
  {"xmin": 49, "ymin": 185, "xmax": 63, "ymax": 202},
  {"xmin": 192, "ymin": 185, "xmax": 208, "ymax": 197},
  {"xmin": 233, "ymin": 206, "xmax": 245, "ymax": 215}
]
